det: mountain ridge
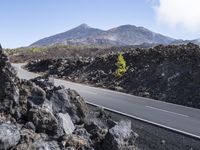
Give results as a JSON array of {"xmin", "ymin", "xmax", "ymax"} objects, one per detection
[{"xmin": 31, "ymin": 24, "xmax": 175, "ymax": 47}]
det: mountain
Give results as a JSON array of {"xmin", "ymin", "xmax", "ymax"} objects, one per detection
[
  {"xmin": 191, "ymin": 39, "xmax": 200, "ymax": 45},
  {"xmin": 100, "ymin": 25, "xmax": 174, "ymax": 45},
  {"xmin": 31, "ymin": 24, "xmax": 175, "ymax": 47},
  {"xmin": 171, "ymin": 39, "xmax": 200, "ymax": 45},
  {"xmin": 31, "ymin": 24, "xmax": 105, "ymax": 46}
]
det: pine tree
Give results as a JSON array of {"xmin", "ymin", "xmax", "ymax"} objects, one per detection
[{"xmin": 115, "ymin": 53, "xmax": 128, "ymax": 77}]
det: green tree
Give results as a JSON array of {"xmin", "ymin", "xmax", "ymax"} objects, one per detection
[{"xmin": 114, "ymin": 53, "xmax": 128, "ymax": 77}]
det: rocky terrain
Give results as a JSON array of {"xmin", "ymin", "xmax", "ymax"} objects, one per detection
[
  {"xmin": 0, "ymin": 46, "xmax": 139, "ymax": 149},
  {"xmin": 8, "ymin": 44, "xmax": 158, "ymax": 63},
  {"xmin": 31, "ymin": 24, "xmax": 174, "ymax": 47},
  {"xmin": 26, "ymin": 43, "xmax": 200, "ymax": 109}
]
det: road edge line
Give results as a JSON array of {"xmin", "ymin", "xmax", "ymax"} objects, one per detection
[{"xmin": 86, "ymin": 101, "xmax": 200, "ymax": 140}]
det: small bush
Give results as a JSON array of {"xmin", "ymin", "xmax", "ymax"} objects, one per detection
[{"xmin": 114, "ymin": 53, "xmax": 128, "ymax": 77}]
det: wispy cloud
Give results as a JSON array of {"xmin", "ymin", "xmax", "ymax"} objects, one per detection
[{"xmin": 154, "ymin": 0, "xmax": 200, "ymax": 32}]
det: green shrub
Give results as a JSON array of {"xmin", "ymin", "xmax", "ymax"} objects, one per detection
[{"xmin": 114, "ymin": 53, "xmax": 128, "ymax": 77}]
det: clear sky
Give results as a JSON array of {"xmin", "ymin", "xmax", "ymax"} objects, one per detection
[{"xmin": 1, "ymin": 0, "xmax": 200, "ymax": 48}]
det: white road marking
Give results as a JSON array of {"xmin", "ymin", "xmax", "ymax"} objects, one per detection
[
  {"xmin": 146, "ymin": 106, "xmax": 189, "ymax": 118},
  {"xmin": 87, "ymin": 101, "xmax": 200, "ymax": 140},
  {"xmin": 13, "ymin": 63, "xmax": 200, "ymax": 139}
]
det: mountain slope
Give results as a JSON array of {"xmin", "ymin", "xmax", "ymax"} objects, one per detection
[
  {"xmin": 100, "ymin": 25, "xmax": 174, "ymax": 45},
  {"xmin": 171, "ymin": 39, "xmax": 200, "ymax": 45},
  {"xmin": 31, "ymin": 24, "xmax": 105, "ymax": 46},
  {"xmin": 31, "ymin": 24, "xmax": 175, "ymax": 46}
]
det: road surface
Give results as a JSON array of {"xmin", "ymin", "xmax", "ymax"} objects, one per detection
[{"xmin": 12, "ymin": 63, "xmax": 200, "ymax": 139}]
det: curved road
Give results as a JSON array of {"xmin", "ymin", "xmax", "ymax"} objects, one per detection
[{"xmin": 12, "ymin": 63, "xmax": 200, "ymax": 139}]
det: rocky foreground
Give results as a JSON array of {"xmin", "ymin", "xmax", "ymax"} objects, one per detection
[
  {"xmin": 0, "ymin": 47, "xmax": 139, "ymax": 149},
  {"xmin": 27, "ymin": 43, "xmax": 200, "ymax": 109}
]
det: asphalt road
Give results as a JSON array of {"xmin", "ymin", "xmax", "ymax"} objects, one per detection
[{"xmin": 12, "ymin": 63, "xmax": 200, "ymax": 139}]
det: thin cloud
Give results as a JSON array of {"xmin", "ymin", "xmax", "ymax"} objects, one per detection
[{"xmin": 154, "ymin": 0, "xmax": 200, "ymax": 32}]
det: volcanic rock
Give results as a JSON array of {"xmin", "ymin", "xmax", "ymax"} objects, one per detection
[
  {"xmin": 28, "ymin": 107, "xmax": 58, "ymax": 135},
  {"xmin": 0, "ymin": 46, "xmax": 139, "ymax": 149},
  {"xmin": 0, "ymin": 123, "xmax": 20, "ymax": 150},
  {"xmin": 103, "ymin": 120, "xmax": 138, "ymax": 150},
  {"xmin": 57, "ymin": 113, "xmax": 75, "ymax": 135},
  {"xmin": 26, "ymin": 43, "xmax": 200, "ymax": 109}
]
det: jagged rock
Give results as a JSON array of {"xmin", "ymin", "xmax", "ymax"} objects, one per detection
[
  {"xmin": 68, "ymin": 90, "xmax": 89, "ymax": 118},
  {"xmin": 19, "ymin": 80, "xmax": 46, "ymax": 119},
  {"xmin": 0, "ymin": 51, "xmax": 19, "ymax": 113},
  {"xmin": 50, "ymin": 88, "xmax": 89, "ymax": 123},
  {"xmin": 30, "ymin": 140, "xmax": 61, "ymax": 150},
  {"xmin": 107, "ymin": 119, "xmax": 117, "ymax": 129},
  {"xmin": 23, "ymin": 122, "xmax": 36, "ymax": 132},
  {"xmin": 0, "ymin": 123, "xmax": 20, "ymax": 150},
  {"xmin": 57, "ymin": 113, "xmax": 75, "ymax": 135},
  {"xmin": 103, "ymin": 121, "xmax": 138, "ymax": 150},
  {"xmin": 16, "ymin": 128, "xmax": 41, "ymax": 150},
  {"xmin": 28, "ymin": 107, "xmax": 58, "ymax": 135},
  {"xmin": 30, "ymin": 76, "xmax": 55, "ymax": 92},
  {"xmin": 74, "ymin": 128, "xmax": 92, "ymax": 143},
  {"xmin": 84, "ymin": 111, "xmax": 109, "ymax": 144},
  {"xmin": 50, "ymin": 89, "xmax": 73, "ymax": 114},
  {"xmin": 0, "ymin": 113, "xmax": 16, "ymax": 124},
  {"xmin": 62, "ymin": 134, "xmax": 93, "ymax": 150},
  {"xmin": 27, "ymin": 85, "xmax": 46, "ymax": 106}
]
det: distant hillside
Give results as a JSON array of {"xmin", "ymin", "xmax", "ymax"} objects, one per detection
[
  {"xmin": 171, "ymin": 39, "xmax": 200, "ymax": 45},
  {"xmin": 31, "ymin": 24, "xmax": 175, "ymax": 47}
]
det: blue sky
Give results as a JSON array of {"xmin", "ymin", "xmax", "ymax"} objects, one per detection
[{"xmin": 1, "ymin": 0, "xmax": 200, "ymax": 48}]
